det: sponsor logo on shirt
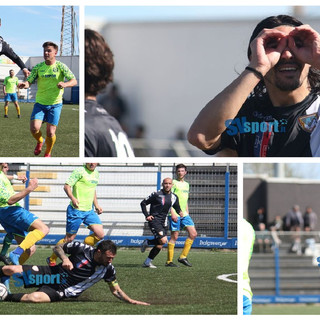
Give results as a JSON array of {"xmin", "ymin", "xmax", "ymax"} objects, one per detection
[{"xmin": 225, "ymin": 116, "xmax": 287, "ymax": 135}]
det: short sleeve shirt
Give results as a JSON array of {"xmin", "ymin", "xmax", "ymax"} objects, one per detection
[
  {"xmin": 65, "ymin": 166, "xmax": 99, "ymax": 211},
  {"xmin": 0, "ymin": 171, "xmax": 19, "ymax": 208},
  {"xmin": 4, "ymin": 76, "xmax": 18, "ymax": 93},
  {"xmin": 27, "ymin": 61, "xmax": 75, "ymax": 105},
  {"xmin": 171, "ymin": 179, "xmax": 189, "ymax": 216}
]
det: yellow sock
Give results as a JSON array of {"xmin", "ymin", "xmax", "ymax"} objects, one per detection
[
  {"xmin": 84, "ymin": 234, "xmax": 101, "ymax": 246},
  {"xmin": 180, "ymin": 238, "xmax": 194, "ymax": 259},
  {"xmin": 32, "ymin": 130, "xmax": 43, "ymax": 143},
  {"xmin": 19, "ymin": 251, "xmax": 30, "ymax": 265},
  {"xmin": 49, "ymin": 238, "xmax": 65, "ymax": 263},
  {"xmin": 19, "ymin": 229, "xmax": 45, "ymax": 251},
  {"xmin": 45, "ymin": 135, "xmax": 56, "ymax": 155},
  {"xmin": 16, "ymin": 106, "xmax": 20, "ymax": 116},
  {"xmin": 4, "ymin": 106, "xmax": 8, "ymax": 116},
  {"xmin": 167, "ymin": 242, "xmax": 175, "ymax": 263}
]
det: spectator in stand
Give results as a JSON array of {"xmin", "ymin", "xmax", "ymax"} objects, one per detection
[
  {"xmin": 253, "ymin": 206, "xmax": 266, "ymax": 231},
  {"xmin": 303, "ymin": 206, "xmax": 317, "ymax": 231}
]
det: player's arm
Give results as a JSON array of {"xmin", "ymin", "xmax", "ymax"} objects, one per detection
[
  {"xmin": 63, "ymin": 183, "xmax": 79, "ymax": 208},
  {"xmin": 53, "ymin": 243, "xmax": 74, "ymax": 270},
  {"xmin": 140, "ymin": 194, "xmax": 154, "ymax": 221},
  {"xmin": 93, "ymin": 191, "xmax": 103, "ymax": 214},
  {"xmin": 3, "ymin": 83, "xmax": 6, "ymax": 96},
  {"xmin": 172, "ymin": 195, "xmax": 183, "ymax": 220},
  {"xmin": 57, "ymin": 78, "xmax": 77, "ymax": 89},
  {"xmin": 6, "ymin": 178, "xmax": 38, "ymax": 205},
  {"xmin": 18, "ymin": 81, "xmax": 31, "ymax": 89},
  {"xmin": 108, "ymin": 281, "xmax": 150, "ymax": 305},
  {"xmin": 5, "ymin": 174, "xmax": 27, "ymax": 183},
  {"xmin": 187, "ymin": 28, "xmax": 288, "ymax": 152}
]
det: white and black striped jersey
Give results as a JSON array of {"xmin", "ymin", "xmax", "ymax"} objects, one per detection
[
  {"xmin": 206, "ymin": 93, "xmax": 320, "ymax": 157},
  {"xmin": 55, "ymin": 241, "xmax": 116, "ymax": 298},
  {"xmin": 141, "ymin": 190, "xmax": 181, "ymax": 224}
]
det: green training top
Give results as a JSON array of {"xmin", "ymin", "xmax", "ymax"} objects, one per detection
[
  {"xmin": 65, "ymin": 166, "xmax": 99, "ymax": 212},
  {"xmin": 0, "ymin": 171, "xmax": 19, "ymax": 207},
  {"xmin": 27, "ymin": 60, "xmax": 75, "ymax": 105},
  {"xmin": 171, "ymin": 179, "xmax": 189, "ymax": 217},
  {"xmin": 242, "ymin": 219, "xmax": 255, "ymax": 300},
  {"xmin": 4, "ymin": 76, "xmax": 18, "ymax": 93}
]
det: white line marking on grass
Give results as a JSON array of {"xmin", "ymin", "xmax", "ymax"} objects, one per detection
[{"xmin": 217, "ymin": 273, "xmax": 237, "ymax": 283}]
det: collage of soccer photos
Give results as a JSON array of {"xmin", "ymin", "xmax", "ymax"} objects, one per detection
[{"xmin": 0, "ymin": 3, "xmax": 320, "ymax": 319}]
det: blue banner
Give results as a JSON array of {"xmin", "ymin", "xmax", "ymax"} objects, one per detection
[
  {"xmin": 253, "ymin": 295, "xmax": 320, "ymax": 304},
  {"xmin": 0, "ymin": 234, "xmax": 237, "ymax": 249}
]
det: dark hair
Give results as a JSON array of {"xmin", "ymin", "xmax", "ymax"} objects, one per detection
[
  {"xmin": 96, "ymin": 240, "xmax": 117, "ymax": 254},
  {"xmin": 176, "ymin": 163, "xmax": 187, "ymax": 171},
  {"xmin": 42, "ymin": 41, "xmax": 58, "ymax": 51},
  {"xmin": 85, "ymin": 29, "xmax": 114, "ymax": 96},
  {"xmin": 247, "ymin": 15, "xmax": 320, "ymax": 96}
]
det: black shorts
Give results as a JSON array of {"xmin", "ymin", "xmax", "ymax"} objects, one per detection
[
  {"xmin": 148, "ymin": 219, "xmax": 166, "ymax": 240},
  {"xmin": 21, "ymin": 265, "xmax": 65, "ymax": 302}
]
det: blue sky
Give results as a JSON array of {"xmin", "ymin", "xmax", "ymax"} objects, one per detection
[
  {"xmin": 85, "ymin": 5, "xmax": 320, "ymax": 23},
  {"xmin": 0, "ymin": 6, "xmax": 79, "ymax": 57}
]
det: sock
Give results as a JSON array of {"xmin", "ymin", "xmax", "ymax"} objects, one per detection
[
  {"xmin": 148, "ymin": 246, "xmax": 161, "ymax": 260},
  {"xmin": 6, "ymin": 293, "xmax": 24, "ymax": 302},
  {"xmin": 16, "ymin": 106, "xmax": 20, "ymax": 116},
  {"xmin": 32, "ymin": 130, "xmax": 43, "ymax": 143},
  {"xmin": 45, "ymin": 135, "xmax": 56, "ymax": 155},
  {"xmin": 19, "ymin": 251, "xmax": 30, "ymax": 265},
  {"xmin": 167, "ymin": 242, "xmax": 175, "ymax": 263},
  {"xmin": 1, "ymin": 234, "xmax": 14, "ymax": 256},
  {"xmin": 147, "ymin": 239, "xmax": 157, "ymax": 246},
  {"xmin": 18, "ymin": 229, "xmax": 45, "ymax": 251},
  {"xmin": 49, "ymin": 238, "xmax": 65, "ymax": 263},
  {"xmin": 1, "ymin": 277, "xmax": 10, "ymax": 293},
  {"xmin": 180, "ymin": 238, "xmax": 194, "ymax": 259},
  {"xmin": 84, "ymin": 234, "xmax": 101, "ymax": 246},
  {"xmin": 4, "ymin": 106, "xmax": 8, "ymax": 116}
]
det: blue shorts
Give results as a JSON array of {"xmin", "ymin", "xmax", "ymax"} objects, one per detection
[
  {"xmin": 243, "ymin": 295, "xmax": 252, "ymax": 315},
  {"xmin": 31, "ymin": 102, "xmax": 63, "ymax": 126},
  {"xmin": 0, "ymin": 206, "xmax": 38, "ymax": 238},
  {"xmin": 5, "ymin": 93, "xmax": 18, "ymax": 102},
  {"xmin": 168, "ymin": 215, "xmax": 195, "ymax": 232},
  {"xmin": 66, "ymin": 205, "xmax": 102, "ymax": 234}
]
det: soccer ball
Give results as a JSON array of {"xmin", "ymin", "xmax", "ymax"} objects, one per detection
[{"xmin": 0, "ymin": 283, "xmax": 8, "ymax": 301}]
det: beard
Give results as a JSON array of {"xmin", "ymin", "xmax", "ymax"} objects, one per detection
[{"xmin": 274, "ymin": 77, "xmax": 302, "ymax": 91}]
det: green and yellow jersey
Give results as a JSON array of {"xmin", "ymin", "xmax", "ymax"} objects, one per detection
[
  {"xmin": 242, "ymin": 219, "xmax": 255, "ymax": 300},
  {"xmin": 27, "ymin": 61, "xmax": 75, "ymax": 105},
  {"xmin": 171, "ymin": 179, "xmax": 189, "ymax": 217},
  {"xmin": 65, "ymin": 166, "xmax": 99, "ymax": 212},
  {"xmin": 0, "ymin": 171, "xmax": 19, "ymax": 207},
  {"xmin": 4, "ymin": 76, "xmax": 18, "ymax": 93}
]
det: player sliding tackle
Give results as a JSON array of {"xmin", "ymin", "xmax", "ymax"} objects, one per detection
[{"xmin": 0, "ymin": 240, "xmax": 150, "ymax": 304}]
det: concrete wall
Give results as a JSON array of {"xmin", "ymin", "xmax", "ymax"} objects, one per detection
[{"xmin": 86, "ymin": 17, "xmax": 320, "ymax": 140}]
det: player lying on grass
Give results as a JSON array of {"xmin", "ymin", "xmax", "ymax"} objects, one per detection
[{"xmin": 0, "ymin": 240, "xmax": 150, "ymax": 305}]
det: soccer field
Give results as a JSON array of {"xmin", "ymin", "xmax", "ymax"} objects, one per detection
[
  {"xmin": 0, "ymin": 247, "xmax": 237, "ymax": 315},
  {"xmin": 0, "ymin": 102, "xmax": 79, "ymax": 157},
  {"xmin": 253, "ymin": 304, "xmax": 320, "ymax": 315}
]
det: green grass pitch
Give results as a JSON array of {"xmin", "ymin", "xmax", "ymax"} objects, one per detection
[
  {"xmin": 253, "ymin": 304, "xmax": 320, "ymax": 315},
  {"xmin": 0, "ymin": 102, "xmax": 79, "ymax": 157},
  {"xmin": 0, "ymin": 247, "xmax": 237, "ymax": 315}
]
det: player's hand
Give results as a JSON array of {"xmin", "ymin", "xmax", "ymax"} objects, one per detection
[
  {"xmin": 95, "ymin": 205, "xmax": 103, "ymax": 215},
  {"xmin": 171, "ymin": 214, "xmax": 179, "ymax": 223},
  {"xmin": 62, "ymin": 258, "xmax": 74, "ymax": 270},
  {"xmin": 22, "ymin": 68, "xmax": 30, "ymax": 78},
  {"xmin": 71, "ymin": 198, "xmax": 79, "ymax": 208},
  {"xmin": 248, "ymin": 28, "xmax": 288, "ymax": 75},
  {"xmin": 57, "ymin": 82, "xmax": 66, "ymax": 89},
  {"xmin": 146, "ymin": 215, "xmax": 154, "ymax": 222},
  {"xmin": 288, "ymin": 25, "xmax": 320, "ymax": 69},
  {"xmin": 18, "ymin": 82, "xmax": 28, "ymax": 89},
  {"xmin": 130, "ymin": 299, "xmax": 150, "ymax": 305},
  {"xmin": 27, "ymin": 178, "xmax": 38, "ymax": 191},
  {"xmin": 18, "ymin": 175, "xmax": 28, "ymax": 183}
]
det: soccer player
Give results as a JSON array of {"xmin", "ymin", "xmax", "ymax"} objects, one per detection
[
  {"xmin": 166, "ymin": 164, "xmax": 197, "ymax": 267},
  {"xmin": 0, "ymin": 163, "xmax": 49, "ymax": 268},
  {"xmin": 0, "ymin": 36, "xmax": 30, "ymax": 78},
  {"xmin": 0, "ymin": 240, "xmax": 150, "ymax": 304},
  {"xmin": 18, "ymin": 41, "xmax": 77, "ymax": 157},
  {"xmin": 188, "ymin": 15, "xmax": 320, "ymax": 157},
  {"xmin": 85, "ymin": 29, "xmax": 134, "ymax": 157},
  {"xmin": 3, "ymin": 70, "xmax": 21, "ymax": 118},
  {"xmin": 140, "ymin": 178, "xmax": 183, "ymax": 268},
  {"xmin": 243, "ymin": 219, "xmax": 255, "ymax": 315},
  {"xmin": 0, "ymin": 163, "xmax": 32, "ymax": 265},
  {"xmin": 47, "ymin": 163, "xmax": 104, "ymax": 266}
]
